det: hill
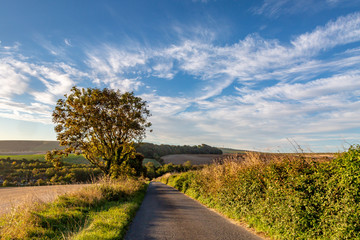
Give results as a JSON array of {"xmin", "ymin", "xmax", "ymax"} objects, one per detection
[
  {"xmin": 0, "ymin": 141, "xmax": 62, "ymax": 154},
  {"xmin": 218, "ymin": 147, "xmax": 246, "ymax": 154}
]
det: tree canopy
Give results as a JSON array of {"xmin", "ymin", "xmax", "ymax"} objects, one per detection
[{"xmin": 46, "ymin": 87, "xmax": 151, "ymax": 176}]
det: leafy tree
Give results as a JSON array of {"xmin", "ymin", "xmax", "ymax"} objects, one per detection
[
  {"xmin": 46, "ymin": 87, "xmax": 151, "ymax": 176},
  {"xmin": 145, "ymin": 162, "xmax": 156, "ymax": 179}
]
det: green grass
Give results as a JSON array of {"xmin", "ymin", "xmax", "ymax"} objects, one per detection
[
  {"xmin": 72, "ymin": 190, "xmax": 146, "ymax": 240},
  {"xmin": 142, "ymin": 158, "xmax": 162, "ymax": 167}
]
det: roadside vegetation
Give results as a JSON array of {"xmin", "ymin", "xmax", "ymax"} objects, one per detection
[
  {"xmin": 0, "ymin": 177, "xmax": 147, "ymax": 240},
  {"xmin": 159, "ymin": 145, "xmax": 360, "ymax": 239},
  {"xmin": 144, "ymin": 160, "xmax": 201, "ymax": 180}
]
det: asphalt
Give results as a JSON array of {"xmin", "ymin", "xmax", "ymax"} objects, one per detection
[{"xmin": 125, "ymin": 182, "xmax": 264, "ymax": 240}]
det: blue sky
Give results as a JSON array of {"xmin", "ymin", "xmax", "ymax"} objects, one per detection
[{"xmin": 1, "ymin": 0, "xmax": 360, "ymax": 152}]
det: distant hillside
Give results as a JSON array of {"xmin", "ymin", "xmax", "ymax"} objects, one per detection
[
  {"xmin": 219, "ymin": 148, "xmax": 247, "ymax": 154},
  {"xmin": 135, "ymin": 143, "xmax": 223, "ymax": 160},
  {"xmin": 0, "ymin": 141, "xmax": 62, "ymax": 154}
]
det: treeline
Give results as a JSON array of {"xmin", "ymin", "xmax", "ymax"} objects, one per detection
[
  {"xmin": 160, "ymin": 146, "xmax": 360, "ymax": 239},
  {"xmin": 0, "ymin": 158, "xmax": 102, "ymax": 187},
  {"xmin": 135, "ymin": 143, "xmax": 222, "ymax": 160}
]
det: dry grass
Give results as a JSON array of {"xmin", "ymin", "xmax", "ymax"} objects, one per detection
[
  {"xmin": 0, "ymin": 184, "xmax": 90, "ymax": 216},
  {"xmin": 213, "ymin": 151, "xmax": 334, "ymax": 165}
]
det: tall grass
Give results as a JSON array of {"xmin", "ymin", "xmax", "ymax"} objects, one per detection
[
  {"xmin": 160, "ymin": 146, "xmax": 360, "ymax": 239},
  {"xmin": 0, "ymin": 177, "xmax": 147, "ymax": 239}
]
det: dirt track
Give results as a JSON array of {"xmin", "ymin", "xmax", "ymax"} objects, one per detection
[{"xmin": 0, "ymin": 184, "xmax": 90, "ymax": 215}]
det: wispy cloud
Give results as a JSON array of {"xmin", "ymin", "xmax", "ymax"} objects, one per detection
[
  {"xmin": 252, "ymin": 0, "xmax": 356, "ymax": 18},
  {"xmin": 64, "ymin": 38, "xmax": 72, "ymax": 46}
]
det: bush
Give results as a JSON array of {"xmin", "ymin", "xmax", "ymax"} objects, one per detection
[{"xmin": 2, "ymin": 180, "xmax": 9, "ymax": 187}]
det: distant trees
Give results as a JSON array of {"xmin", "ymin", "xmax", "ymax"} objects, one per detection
[{"xmin": 46, "ymin": 87, "xmax": 151, "ymax": 177}]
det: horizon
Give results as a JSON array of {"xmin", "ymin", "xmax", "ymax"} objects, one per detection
[{"xmin": 1, "ymin": 1, "xmax": 360, "ymax": 152}]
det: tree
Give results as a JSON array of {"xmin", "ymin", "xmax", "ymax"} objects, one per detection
[{"xmin": 46, "ymin": 86, "xmax": 151, "ymax": 176}]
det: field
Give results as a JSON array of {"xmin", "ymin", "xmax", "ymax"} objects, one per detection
[
  {"xmin": 218, "ymin": 148, "xmax": 246, "ymax": 154},
  {"xmin": 0, "ymin": 140, "xmax": 62, "ymax": 154},
  {"xmin": 161, "ymin": 154, "xmax": 223, "ymax": 165}
]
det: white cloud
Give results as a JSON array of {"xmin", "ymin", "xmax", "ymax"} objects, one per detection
[
  {"xmin": 0, "ymin": 60, "xmax": 29, "ymax": 98},
  {"xmin": 64, "ymin": 38, "xmax": 72, "ymax": 46},
  {"xmin": 86, "ymin": 46, "xmax": 147, "ymax": 91},
  {"xmin": 252, "ymin": 0, "xmax": 356, "ymax": 18},
  {"xmin": 292, "ymin": 12, "xmax": 360, "ymax": 53},
  {"xmin": 0, "ymin": 98, "xmax": 52, "ymax": 124},
  {"xmin": 0, "ymin": 47, "xmax": 88, "ymax": 124}
]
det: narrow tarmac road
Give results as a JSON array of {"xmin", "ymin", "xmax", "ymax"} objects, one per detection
[{"xmin": 125, "ymin": 182, "xmax": 263, "ymax": 240}]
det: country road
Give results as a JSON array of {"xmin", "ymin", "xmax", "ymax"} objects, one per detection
[
  {"xmin": 125, "ymin": 182, "xmax": 263, "ymax": 240},
  {"xmin": 0, "ymin": 184, "xmax": 90, "ymax": 215}
]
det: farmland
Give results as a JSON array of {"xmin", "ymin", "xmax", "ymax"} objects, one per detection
[
  {"xmin": 161, "ymin": 154, "xmax": 222, "ymax": 165},
  {"xmin": 0, "ymin": 140, "xmax": 63, "ymax": 154}
]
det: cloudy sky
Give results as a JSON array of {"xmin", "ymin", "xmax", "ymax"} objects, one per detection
[{"xmin": 1, "ymin": 0, "xmax": 360, "ymax": 152}]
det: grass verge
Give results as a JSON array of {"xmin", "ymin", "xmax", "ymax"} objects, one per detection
[{"xmin": 0, "ymin": 177, "xmax": 147, "ymax": 239}]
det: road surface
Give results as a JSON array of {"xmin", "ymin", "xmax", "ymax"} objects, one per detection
[
  {"xmin": 125, "ymin": 182, "xmax": 263, "ymax": 240},
  {"xmin": 0, "ymin": 184, "xmax": 90, "ymax": 215}
]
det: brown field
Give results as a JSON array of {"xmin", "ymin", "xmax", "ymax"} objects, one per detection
[
  {"xmin": 0, "ymin": 184, "xmax": 90, "ymax": 216},
  {"xmin": 161, "ymin": 154, "xmax": 223, "ymax": 165},
  {"xmin": 0, "ymin": 140, "xmax": 61, "ymax": 154}
]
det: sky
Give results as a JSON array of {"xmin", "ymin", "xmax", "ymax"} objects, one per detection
[{"xmin": 1, "ymin": 0, "xmax": 360, "ymax": 152}]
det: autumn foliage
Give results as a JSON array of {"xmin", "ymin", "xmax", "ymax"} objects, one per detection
[{"xmin": 46, "ymin": 87, "xmax": 151, "ymax": 177}]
